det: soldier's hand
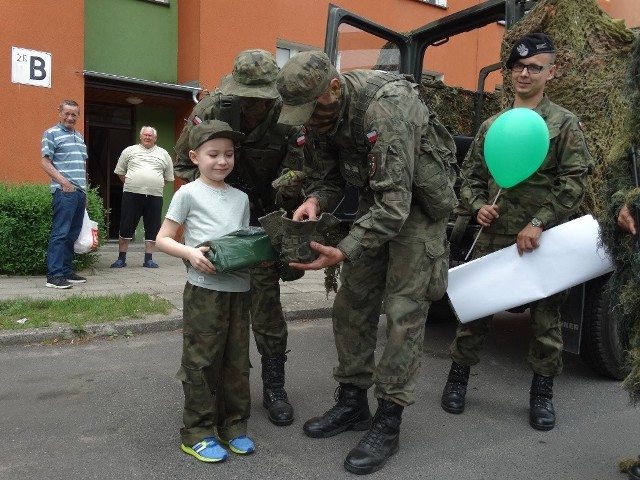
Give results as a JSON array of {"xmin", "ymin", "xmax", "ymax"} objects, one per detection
[
  {"xmin": 289, "ymin": 241, "xmax": 345, "ymax": 270},
  {"xmin": 617, "ymin": 205, "xmax": 637, "ymax": 235},
  {"xmin": 516, "ymin": 224, "xmax": 542, "ymax": 256},
  {"xmin": 476, "ymin": 204, "xmax": 499, "ymax": 228},
  {"xmin": 293, "ymin": 198, "xmax": 320, "ymax": 221},
  {"xmin": 188, "ymin": 246, "xmax": 216, "ymax": 274}
]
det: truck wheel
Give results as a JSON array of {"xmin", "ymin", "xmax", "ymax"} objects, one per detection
[{"xmin": 580, "ymin": 273, "xmax": 630, "ymax": 380}]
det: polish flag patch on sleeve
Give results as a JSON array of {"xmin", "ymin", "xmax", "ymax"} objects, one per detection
[{"xmin": 366, "ymin": 130, "xmax": 378, "ymax": 143}]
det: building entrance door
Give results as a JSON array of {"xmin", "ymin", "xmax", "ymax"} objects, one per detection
[{"xmin": 85, "ymin": 104, "xmax": 133, "ymax": 239}]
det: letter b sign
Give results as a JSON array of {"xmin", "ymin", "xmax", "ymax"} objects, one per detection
[{"xmin": 12, "ymin": 47, "xmax": 52, "ymax": 88}]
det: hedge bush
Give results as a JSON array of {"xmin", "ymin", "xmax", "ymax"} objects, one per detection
[{"xmin": 0, "ymin": 183, "xmax": 108, "ymax": 276}]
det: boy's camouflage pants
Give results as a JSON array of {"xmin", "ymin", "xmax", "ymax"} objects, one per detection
[
  {"xmin": 332, "ymin": 205, "xmax": 449, "ymax": 406},
  {"xmin": 177, "ymin": 283, "xmax": 251, "ymax": 446},
  {"xmin": 449, "ymin": 234, "xmax": 566, "ymax": 377},
  {"xmin": 249, "ymin": 264, "xmax": 288, "ymax": 357}
]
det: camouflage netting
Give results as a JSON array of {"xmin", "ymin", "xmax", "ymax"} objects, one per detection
[
  {"xmin": 598, "ymin": 35, "xmax": 640, "ymax": 404},
  {"xmin": 422, "ymin": 0, "xmax": 637, "ymax": 217},
  {"xmin": 502, "ymin": 0, "xmax": 637, "ymax": 216},
  {"xmin": 419, "ymin": 81, "xmax": 500, "ymax": 136}
]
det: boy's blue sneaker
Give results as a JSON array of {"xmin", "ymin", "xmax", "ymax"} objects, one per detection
[
  {"xmin": 180, "ymin": 437, "xmax": 228, "ymax": 463},
  {"xmin": 220, "ymin": 435, "xmax": 255, "ymax": 455}
]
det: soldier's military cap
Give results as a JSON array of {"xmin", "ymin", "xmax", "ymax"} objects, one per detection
[
  {"xmin": 276, "ymin": 50, "xmax": 334, "ymax": 125},
  {"xmin": 506, "ymin": 33, "xmax": 556, "ymax": 69},
  {"xmin": 189, "ymin": 120, "xmax": 245, "ymax": 150},
  {"xmin": 219, "ymin": 49, "xmax": 280, "ymax": 99}
]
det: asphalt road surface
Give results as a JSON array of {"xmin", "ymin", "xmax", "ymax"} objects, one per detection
[{"xmin": 0, "ymin": 314, "xmax": 636, "ymax": 480}]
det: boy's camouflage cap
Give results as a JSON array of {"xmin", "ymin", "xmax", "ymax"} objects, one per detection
[
  {"xmin": 219, "ymin": 49, "xmax": 280, "ymax": 99},
  {"xmin": 276, "ymin": 50, "xmax": 333, "ymax": 125},
  {"xmin": 189, "ymin": 120, "xmax": 245, "ymax": 150},
  {"xmin": 506, "ymin": 33, "xmax": 556, "ymax": 68}
]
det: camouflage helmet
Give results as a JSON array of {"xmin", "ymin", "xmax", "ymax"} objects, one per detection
[
  {"xmin": 276, "ymin": 50, "xmax": 334, "ymax": 126},
  {"xmin": 219, "ymin": 49, "xmax": 280, "ymax": 99}
]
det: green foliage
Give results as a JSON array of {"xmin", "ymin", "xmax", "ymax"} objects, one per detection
[
  {"xmin": 0, "ymin": 293, "xmax": 173, "ymax": 330},
  {"xmin": 0, "ymin": 183, "xmax": 108, "ymax": 275}
]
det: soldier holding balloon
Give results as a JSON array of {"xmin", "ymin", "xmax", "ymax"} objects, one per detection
[{"xmin": 440, "ymin": 33, "xmax": 594, "ymax": 431}]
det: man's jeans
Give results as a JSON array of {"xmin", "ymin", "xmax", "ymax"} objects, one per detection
[{"xmin": 47, "ymin": 189, "xmax": 85, "ymax": 279}]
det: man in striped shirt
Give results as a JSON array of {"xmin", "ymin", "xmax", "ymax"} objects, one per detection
[{"xmin": 41, "ymin": 99, "xmax": 88, "ymax": 289}]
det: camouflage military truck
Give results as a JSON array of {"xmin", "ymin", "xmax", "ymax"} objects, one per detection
[{"xmin": 323, "ymin": 0, "xmax": 633, "ymax": 380}]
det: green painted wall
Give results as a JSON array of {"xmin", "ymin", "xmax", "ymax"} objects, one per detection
[
  {"xmin": 132, "ymin": 104, "xmax": 176, "ymax": 241},
  {"xmin": 85, "ymin": 0, "xmax": 177, "ymax": 83}
]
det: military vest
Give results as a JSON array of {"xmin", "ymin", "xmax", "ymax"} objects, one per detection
[{"xmin": 339, "ymin": 70, "xmax": 458, "ymax": 221}]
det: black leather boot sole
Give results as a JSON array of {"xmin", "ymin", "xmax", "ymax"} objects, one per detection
[
  {"xmin": 529, "ymin": 417, "xmax": 555, "ymax": 431},
  {"xmin": 263, "ymin": 397, "xmax": 294, "ymax": 426},
  {"xmin": 441, "ymin": 395, "xmax": 465, "ymax": 414},
  {"xmin": 344, "ymin": 441, "xmax": 399, "ymax": 475}
]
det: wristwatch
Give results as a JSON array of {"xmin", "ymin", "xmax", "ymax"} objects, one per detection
[{"xmin": 531, "ymin": 217, "xmax": 544, "ymax": 228}]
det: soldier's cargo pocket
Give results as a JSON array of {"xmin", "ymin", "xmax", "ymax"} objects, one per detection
[{"xmin": 424, "ymin": 238, "xmax": 449, "ymax": 301}]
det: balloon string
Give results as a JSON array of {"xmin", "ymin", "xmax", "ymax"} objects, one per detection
[{"xmin": 463, "ymin": 188, "xmax": 502, "ymax": 262}]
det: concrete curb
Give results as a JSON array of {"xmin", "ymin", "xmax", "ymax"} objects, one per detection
[{"xmin": 0, "ymin": 306, "xmax": 332, "ymax": 347}]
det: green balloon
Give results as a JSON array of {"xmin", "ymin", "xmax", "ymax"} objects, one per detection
[{"xmin": 483, "ymin": 108, "xmax": 550, "ymax": 188}]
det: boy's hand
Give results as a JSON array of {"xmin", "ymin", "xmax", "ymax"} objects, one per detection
[{"xmin": 188, "ymin": 246, "xmax": 216, "ymax": 274}]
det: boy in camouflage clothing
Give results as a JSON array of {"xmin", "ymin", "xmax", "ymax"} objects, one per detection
[
  {"xmin": 276, "ymin": 50, "xmax": 457, "ymax": 475},
  {"xmin": 441, "ymin": 33, "xmax": 594, "ymax": 432},
  {"xmin": 157, "ymin": 120, "xmax": 254, "ymax": 463},
  {"xmin": 174, "ymin": 49, "xmax": 304, "ymax": 427}
]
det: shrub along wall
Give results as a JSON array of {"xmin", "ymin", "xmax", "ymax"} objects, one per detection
[{"xmin": 0, "ymin": 184, "xmax": 108, "ymax": 275}]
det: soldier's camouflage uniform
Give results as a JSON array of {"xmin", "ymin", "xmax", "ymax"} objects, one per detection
[
  {"xmin": 174, "ymin": 87, "xmax": 304, "ymax": 360},
  {"xmin": 451, "ymin": 95, "xmax": 594, "ymax": 376},
  {"xmin": 302, "ymin": 70, "xmax": 456, "ymax": 406}
]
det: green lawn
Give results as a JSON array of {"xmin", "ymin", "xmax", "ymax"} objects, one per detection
[{"xmin": 0, "ymin": 294, "xmax": 174, "ymax": 331}]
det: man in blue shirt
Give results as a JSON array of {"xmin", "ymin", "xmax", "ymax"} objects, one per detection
[{"xmin": 41, "ymin": 99, "xmax": 89, "ymax": 289}]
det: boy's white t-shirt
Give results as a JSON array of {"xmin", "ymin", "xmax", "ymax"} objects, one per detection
[{"xmin": 165, "ymin": 179, "xmax": 250, "ymax": 292}]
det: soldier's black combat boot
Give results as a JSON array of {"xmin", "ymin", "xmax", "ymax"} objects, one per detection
[
  {"xmin": 262, "ymin": 354, "xmax": 294, "ymax": 426},
  {"xmin": 529, "ymin": 373, "xmax": 556, "ymax": 431},
  {"xmin": 629, "ymin": 464, "xmax": 640, "ymax": 480},
  {"xmin": 441, "ymin": 362, "xmax": 470, "ymax": 414},
  {"xmin": 303, "ymin": 383, "xmax": 372, "ymax": 438},
  {"xmin": 344, "ymin": 399, "xmax": 403, "ymax": 475}
]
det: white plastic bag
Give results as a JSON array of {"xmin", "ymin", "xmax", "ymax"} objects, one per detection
[{"xmin": 74, "ymin": 209, "xmax": 99, "ymax": 254}]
